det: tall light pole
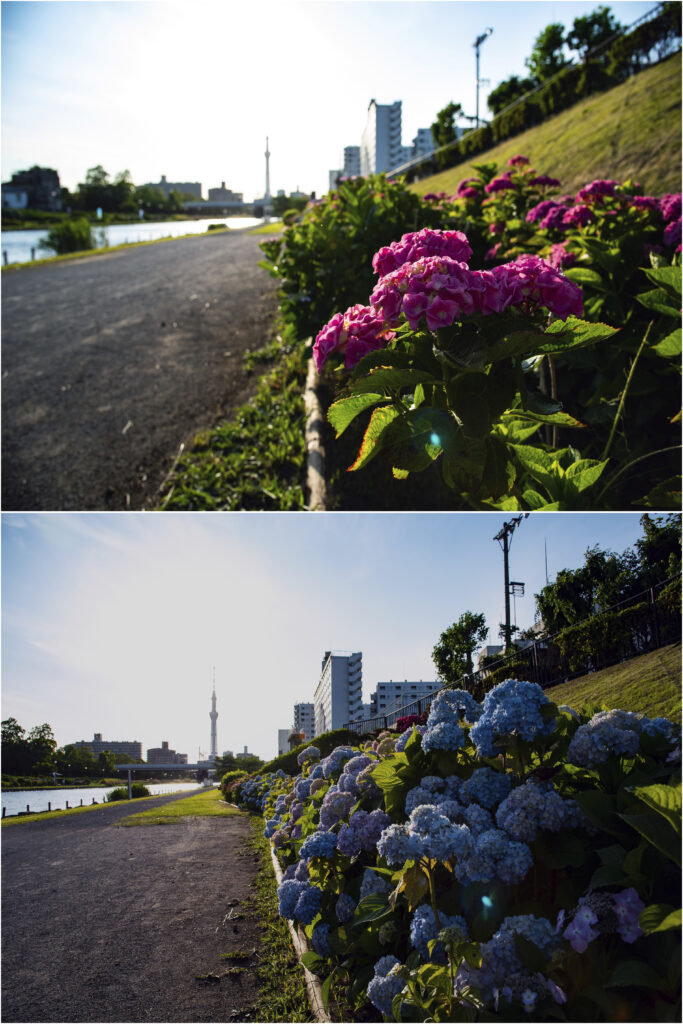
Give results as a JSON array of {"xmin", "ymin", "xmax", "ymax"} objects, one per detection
[
  {"xmin": 494, "ymin": 514, "xmax": 528, "ymax": 650},
  {"xmin": 474, "ymin": 27, "xmax": 493, "ymax": 128}
]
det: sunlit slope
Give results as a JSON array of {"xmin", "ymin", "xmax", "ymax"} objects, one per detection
[
  {"xmin": 409, "ymin": 51, "xmax": 681, "ymax": 198},
  {"xmin": 545, "ymin": 642, "xmax": 682, "ymax": 724}
]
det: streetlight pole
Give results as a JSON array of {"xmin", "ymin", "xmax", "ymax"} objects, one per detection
[
  {"xmin": 474, "ymin": 28, "xmax": 493, "ymax": 129},
  {"xmin": 494, "ymin": 514, "xmax": 528, "ymax": 649}
]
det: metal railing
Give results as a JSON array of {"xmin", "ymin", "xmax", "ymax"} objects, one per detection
[{"xmin": 344, "ymin": 574, "xmax": 681, "ymax": 734}]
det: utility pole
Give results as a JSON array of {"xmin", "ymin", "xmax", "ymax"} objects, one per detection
[
  {"xmin": 473, "ymin": 27, "xmax": 493, "ymax": 128},
  {"xmin": 494, "ymin": 514, "xmax": 528, "ymax": 649}
]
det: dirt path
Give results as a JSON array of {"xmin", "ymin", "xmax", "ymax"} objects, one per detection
[
  {"xmin": 1, "ymin": 227, "xmax": 279, "ymax": 510},
  {"xmin": 1, "ymin": 792, "xmax": 264, "ymax": 1022}
]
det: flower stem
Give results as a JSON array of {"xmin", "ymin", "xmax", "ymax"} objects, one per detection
[{"xmin": 601, "ymin": 321, "xmax": 653, "ymax": 461}]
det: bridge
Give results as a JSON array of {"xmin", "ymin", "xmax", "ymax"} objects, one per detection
[{"xmin": 116, "ymin": 763, "xmax": 216, "ymax": 798}]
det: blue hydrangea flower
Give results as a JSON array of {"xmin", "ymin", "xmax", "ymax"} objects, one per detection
[
  {"xmin": 337, "ymin": 809, "xmax": 392, "ymax": 858},
  {"xmin": 462, "ymin": 803, "xmax": 494, "ymax": 836},
  {"xmin": 460, "ymin": 767, "xmax": 512, "ymax": 809},
  {"xmin": 343, "ymin": 754, "xmax": 374, "ymax": 776},
  {"xmin": 277, "ymin": 879, "xmax": 307, "ymax": 918},
  {"xmin": 455, "ymin": 828, "xmax": 532, "ymax": 884},
  {"xmin": 496, "ymin": 780, "xmax": 582, "ymax": 843},
  {"xmin": 429, "ymin": 689, "xmax": 483, "ymax": 724},
  {"xmin": 410, "ymin": 904, "xmax": 468, "ymax": 963},
  {"xmin": 335, "ymin": 892, "xmax": 357, "ymax": 923},
  {"xmin": 309, "ymin": 763, "xmax": 325, "ymax": 780},
  {"xmin": 292, "ymin": 883, "xmax": 322, "ymax": 924},
  {"xmin": 297, "ymin": 745, "xmax": 321, "ymax": 766},
  {"xmin": 319, "ymin": 790, "xmax": 355, "ymax": 829},
  {"xmin": 359, "ymin": 868, "xmax": 392, "ymax": 901},
  {"xmin": 337, "ymin": 772, "xmax": 360, "ymax": 797},
  {"xmin": 294, "ymin": 859, "xmax": 309, "ymax": 881},
  {"xmin": 470, "ymin": 679, "xmax": 555, "ymax": 756},
  {"xmin": 567, "ymin": 709, "xmax": 645, "ymax": 768},
  {"xmin": 366, "ymin": 956, "xmax": 405, "ymax": 1017},
  {"xmin": 376, "ymin": 822, "xmax": 419, "ymax": 866},
  {"xmin": 294, "ymin": 778, "xmax": 312, "ymax": 801},
  {"xmin": 299, "ymin": 830, "xmax": 338, "ymax": 861},
  {"xmin": 321, "ymin": 746, "xmax": 355, "ymax": 779},
  {"xmin": 455, "ymin": 914, "xmax": 558, "ymax": 1005},
  {"xmin": 312, "ymin": 922, "xmax": 332, "ymax": 957},
  {"xmin": 395, "ymin": 725, "xmax": 427, "ymax": 751},
  {"xmin": 422, "ymin": 719, "xmax": 465, "ymax": 754}
]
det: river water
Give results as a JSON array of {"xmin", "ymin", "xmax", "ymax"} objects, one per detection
[
  {"xmin": 1, "ymin": 216, "xmax": 268, "ymax": 265},
  {"xmin": 2, "ymin": 781, "xmax": 203, "ymax": 817}
]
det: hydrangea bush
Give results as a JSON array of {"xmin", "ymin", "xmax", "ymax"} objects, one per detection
[
  {"xmin": 262, "ymin": 161, "xmax": 680, "ymax": 510},
  {"xmin": 236, "ymin": 682, "xmax": 681, "ymax": 1021}
]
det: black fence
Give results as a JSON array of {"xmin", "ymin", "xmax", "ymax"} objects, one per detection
[{"xmin": 344, "ymin": 575, "xmax": 681, "ymax": 734}]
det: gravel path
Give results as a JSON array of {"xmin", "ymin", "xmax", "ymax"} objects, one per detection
[
  {"xmin": 1, "ymin": 791, "xmax": 264, "ymax": 1022},
  {"xmin": 1, "ymin": 227, "xmax": 279, "ymax": 510}
]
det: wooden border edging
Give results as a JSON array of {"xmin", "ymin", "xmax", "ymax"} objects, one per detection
[
  {"xmin": 304, "ymin": 357, "xmax": 328, "ymax": 511},
  {"xmin": 269, "ymin": 844, "xmax": 332, "ymax": 1023}
]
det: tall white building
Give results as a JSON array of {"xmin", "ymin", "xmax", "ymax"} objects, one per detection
[
  {"xmin": 314, "ymin": 651, "xmax": 363, "ymax": 734},
  {"xmin": 277, "ymin": 729, "xmax": 290, "ymax": 756},
  {"xmin": 370, "ymin": 680, "xmax": 441, "ymax": 717},
  {"xmin": 294, "ymin": 702, "xmax": 316, "ymax": 739},
  {"xmin": 360, "ymin": 100, "xmax": 404, "ymax": 176}
]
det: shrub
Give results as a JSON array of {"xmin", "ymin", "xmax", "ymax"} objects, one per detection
[
  {"xmin": 220, "ymin": 770, "xmax": 248, "ymax": 799},
  {"xmin": 105, "ymin": 782, "xmax": 150, "ymax": 801},
  {"xmin": 39, "ymin": 217, "xmax": 96, "ymax": 255},
  {"xmin": 257, "ymin": 728, "xmax": 364, "ymax": 777},
  {"xmin": 251, "ymin": 684, "xmax": 681, "ymax": 1022}
]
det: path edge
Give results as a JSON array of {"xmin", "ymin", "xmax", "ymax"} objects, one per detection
[{"xmin": 304, "ymin": 357, "xmax": 328, "ymax": 512}]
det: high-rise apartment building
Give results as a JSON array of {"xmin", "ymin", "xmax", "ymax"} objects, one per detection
[
  {"xmin": 314, "ymin": 651, "xmax": 363, "ymax": 734},
  {"xmin": 360, "ymin": 100, "xmax": 404, "ymax": 176},
  {"xmin": 412, "ymin": 128, "xmax": 436, "ymax": 158},
  {"xmin": 294, "ymin": 702, "xmax": 316, "ymax": 739}
]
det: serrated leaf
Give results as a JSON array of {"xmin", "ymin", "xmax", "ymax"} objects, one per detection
[
  {"xmin": 564, "ymin": 458, "xmax": 609, "ymax": 491},
  {"xmin": 638, "ymin": 476, "xmax": 682, "ymax": 510},
  {"xmin": 352, "ymin": 892, "xmax": 393, "ymax": 926},
  {"xmin": 328, "ymin": 393, "xmax": 386, "ymax": 437},
  {"xmin": 349, "ymin": 405, "xmax": 401, "ymax": 471},
  {"xmin": 652, "ymin": 327, "xmax": 682, "ymax": 358},
  {"xmin": 626, "ymin": 782, "xmax": 682, "ymax": 833},
  {"xmin": 514, "ymin": 408, "xmax": 586, "ymax": 429},
  {"xmin": 563, "ymin": 267, "xmax": 606, "ymax": 287},
  {"xmin": 351, "ymin": 366, "xmax": 437, "ymax": 395},
  {"xmin": 639, "ymin": 903, "xmax": 682, "ymax": 934},
  {"xmin": 538, "ymin": 317, "xmax": 618, "ymax": 354},
  {"xmin": 636, "ymin": 287, "xmax": 681, "ymax": 319},
  {"xmin": 644, "ymin": 265, "xmax": 682, "ymax": 294},
  {"xmin": 301, "ymin": 950, "xmax": 327, "ymax": 972}
]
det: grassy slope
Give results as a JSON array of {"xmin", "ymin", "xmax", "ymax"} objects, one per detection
[
  {"xmin": 545, "ymin": 641, "xmax": 682, "ymax": 723},
  {"xmin": 409, "ymin": 52, "xmax": 682, "ymax": 198}
]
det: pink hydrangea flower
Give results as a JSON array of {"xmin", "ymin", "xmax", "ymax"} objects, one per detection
[
  {"xmin": 632, "ymin": 195, "xmax": 659, "ymax": 212},
  {"xmin": 526, "ymin": 200, "xmax": 563, "ymax": 224},
  {"xmin": 485, "ymin": 176, "xmax": 516, "ymax": 194},
  {"xmin": 659, "ymin": 193, "xmax": 681, "ymax": 222},
  {"xmin": 313, "ymin": 304, "xmax": 394, "ymax": 371},
  {"xmin": 372, "ymin": 228, "xmax": 472, "ymax": 277},
  {"xmin": 562, "ymin": 204, "xmax": 593, "ymax": 227},
  {"xmin": 456, "ymin": 177, "xmax": 480, "ymax": 196},
  {"xmin": 459, "ymin": 187, "xmax": 479, "ymax": 200},
  {"xmin": 507, "ymin": 155, "xmax": 530, "ymax": 166},
  {"xmin": 489, "ymin": 222, "xmax": 504, "ymax": 235},
  {"xmin": 496, "ymin": 254, "xmax": 583, "ymax": 319},
  {"xmin": 548, "ymin": 242, "xmax": 577, "ymax": 269},
  {"xmin": 540, "ymin": 206, "xmax": 569, "ymax": 230},
  {"xmin": 529, "ymin": 175, "xmax": 561, "ymax": 187},
  {"xmin": 576, "ymin": 179, "xmax": 618, "ymax": 203},
  {"xmin": 664, "ymin": 217, "xmax": 681, "ymax": 249}
]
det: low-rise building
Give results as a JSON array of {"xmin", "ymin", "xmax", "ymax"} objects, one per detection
[
  {"xmin": 370, "ymin": 680, "xmax": 441, "ymax": 717},
  {"xmin": 2, "ymin": 166, "xmax": 62, "ymax": 211},
  {"xmin": 207, "ymin": 181, "xmax": 244, "ymax": 203},
  {"xmin": 73, "ymin": 733, "xmax": 142, "ymax": 760},
  {"xmin": 146, "ymin": 740, "xmax": 188, "ymax": 765},
  {"xmin": 145, "ymin": 175, "xmax": 202, "ymax": 199}
]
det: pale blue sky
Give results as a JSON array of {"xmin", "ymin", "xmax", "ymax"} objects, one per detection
[
  {"xmin": 2, "ymin": 511, "xmax": 652, "ymax": 760},
  {"xmin": 2, "ymin": 0, "xmax": 655, "ymax": 201}
]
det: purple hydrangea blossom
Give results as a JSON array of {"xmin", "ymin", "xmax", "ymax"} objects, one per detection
[
  {"xmin": 395, "ymin": 724, "xmax": 427, "ymax": 751},
  {"xmin": 470, "ymin": 679, "xmax": 557, "ymax": 756},
  {"xmin": 613, "ymin": 887, "xmax": 645, "ymax": 943},
  {"xmin": 562, "ymin": 204, "xmax": 593, "ymax": 227},
  {"xmin": 460, "ymin": 767, "xmax": 512, "ymax": 809},
  {"xmin": 366, "ymin": 956, "xmax": 405, "ymax": 1017},
  {"xmin": 485, "ymin": 176, "xmax": 516, "ymax": 194},
  {"xmin": 335, "ymin": 892, "xmax": 357, "ymax": 923},
  {"xmin": 359, "ymin": 868, "xmax": 392, "ymax": 901},
  {"xmin": 456, "ymin": 828, "xmax": 533, "ymax": 884},
  {"xmin": 564, "ymin": 902, "xmax": 600, "ymax": 952},
  {"xmin": 660, "ymin": 193, "xmax": 682, "ymax": 222},
  {"xmin": 455, "ymin": 914, "xmax": 559, "ymax": 1006},
  {"xmin": 410, "ymin": 904, "xmax": 468, "ymax": 963},
  {"xmin": 318, "ymin": 789, "xmax": 355, "ymax": 829},
  {"xmin": 567, "ymin": 709, "xmax": 643, "ymax": 768},
  {"xmin": 313, "ymin": 303, "xmax": 395, "ymax": 372},
  {"xmin": 312, "ymin": 922, "xmax": 332, "ymax": 956},
  {"xmin": 496, "ymin": 779, "xmax": 581, "ymax": 843},
  {"xmin": 321, "ymin": 746, "xmax": 355, "ymax": 779},
  {"xmin": 299, "ymin": 830, "xmax": 338, "ymax": 861},
  {"xmin": 297, "ymin": 745, "xmax": 321, "ymax": 766},
  {"xmin": 336, "ymin": 809, "xmax": 392, "ymax": 858}
]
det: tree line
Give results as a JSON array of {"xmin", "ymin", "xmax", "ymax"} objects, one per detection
[
  {"xmin": 0, "ymin": 720, "xmax": 143, "ymax": 778},
  {"xmin": 432, "ymin": 514, "xmax": 681, "ymax": 684},
  {"xmin": 60, "ymin": 164, "xmax": 196, "ymax": 216}
]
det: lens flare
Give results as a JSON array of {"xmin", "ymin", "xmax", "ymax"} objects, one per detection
[{"xmin": 430, "ymin": 433, "xmax": 440, "ymax": 446}]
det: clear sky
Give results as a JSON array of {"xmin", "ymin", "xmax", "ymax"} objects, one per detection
[
  {"xmin": 2, "ymin": 0, "xmax": 656, "ymax": 201},
  {"xmin": 2, "ymin": 511, "xmax": 653, "ymax": 761}
]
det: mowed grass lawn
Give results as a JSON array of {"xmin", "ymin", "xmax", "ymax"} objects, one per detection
[
  {"xmin": 546, "ymin": 641, "xmax": 682, "ymax": 724},
  {"xmin": 116, "ymin": 787, "xmax": 242, "ymax": 826}
]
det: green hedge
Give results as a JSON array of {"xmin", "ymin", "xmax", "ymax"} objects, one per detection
[{"xmin": 257, "ymin": 728, "xmax": 369, "ymax": 777}]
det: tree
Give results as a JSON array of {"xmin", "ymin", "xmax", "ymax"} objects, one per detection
[
  {"xmin": 432, "ymin": 612, "xmax": 489, "ymax": 682},
  {"xmin": 525, "ymin": 23, "xmax": 570, "ymax": 83},
  {"xmin": 635, "ymin": 513, "xmax": 682, "ymax": 587},
  {"xmin": 567, "ymin": 5, "xmax": 622, "ymax": 60},
  {"xmin": 430, "ymin": 102, "xmax": 463, "ymax": 148},
  {"xmin": 487, "ymin": 75, "xmax": 535, "ymax": 115}
]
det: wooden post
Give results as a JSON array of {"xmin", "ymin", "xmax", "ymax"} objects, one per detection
[
  {"xmin": 48, "ymin": 801, "xmax": 52, "ymax": 811},
  {"xmin": 3, "ymin": 251, "xmax": 8, "ymax": 265},
  {"xmin": 127, "ymin": 769, "xmax": 132, "ymax": 800},
  {"xmin": 27, "ymin": 805, "xmax": 30, "ymax": 813},
  {"xmin": 66, "ymin": 801, "xmax": 69, "ymax": 809}
]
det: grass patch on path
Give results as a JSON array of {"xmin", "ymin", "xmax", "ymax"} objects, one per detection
[
  {"xmin": 1, "ymin": 787, "xmax": 201, "ymax": 827},
  {"xmin": 116, "ymin": 787, "xmax": 242, "ymax": 826},
  {"xmin": 248, "ymin": 220, "xmax": 284, "ymax": 235},
  {"xmin": 410, "ymin": 51, "xmax": 681, "ymax": 198},
  {"xmin": 546, "ymin": 641, "xmax": 682, "ymax": 723},
  {"xmin": 158, "ymin": 328, "xmax": 308, "ymax": 510},
  {"xmin": 241, "ymin": 819, "xmax": 313, "ymax": 1023}
]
